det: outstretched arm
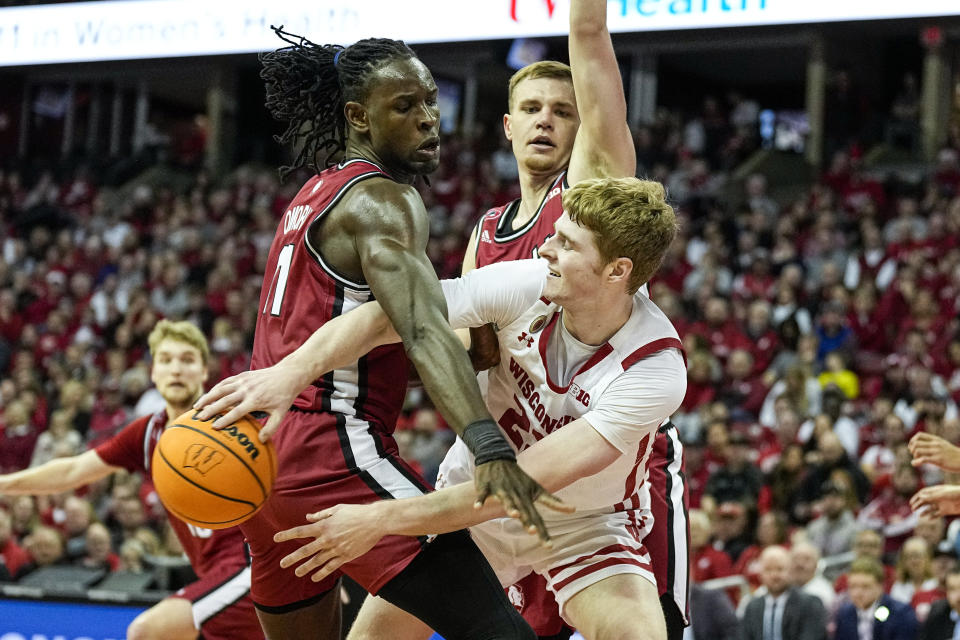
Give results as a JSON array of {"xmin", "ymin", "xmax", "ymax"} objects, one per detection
[
  {"xmin": 566, "ymin": 0, "xmax": 636, "ymax": 183},
  {"xmin": 274, "ymin": 416, "xmax": 611, "ymax": 582},
  {"xmin": 0, "ymin": 450, "xmax": 118, "ymax": 496}
]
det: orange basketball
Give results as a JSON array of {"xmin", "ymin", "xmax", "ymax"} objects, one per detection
[{"xmin": 151, "ymin": 410, "xmax": 277, "ymax": 529}]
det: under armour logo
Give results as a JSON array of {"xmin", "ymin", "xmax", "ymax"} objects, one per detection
[
  {"xmin": 510, "ymin": 0, "xmax": 557, "ymax": 21},
  {"xmin": 183, "ymin": 444, "xmax": 225, "ymax": 476},
  {"xmin": 517, "ymin": 332, "xmax": 534, "ymax": 348}
]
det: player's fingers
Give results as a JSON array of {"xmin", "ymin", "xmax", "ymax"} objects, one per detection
[
  {"xmin": 306, "ymin": 510, "xmax": 333, "ymax": 522},
  {"xmin": 537, "ymin": 490, "xmax": 574, "ymax": 514},
  {"xmin": 294, "ymin": 549, "xmax": 338, "ymax": 578},
  {"xmin": 279, "ymin": 539, "xmax": 325, "ymax": 569},
  {"xmin": 194, "ymin": 380, "xmax": 238, "ymax": 411},
  {"xmin": 260, "ymin": 409, "xmax": 288, "ymax": 443},
  {"xmin": 474, "ymin": 485, "xmax": 492, "ymax": 509},
  {"xmin": 495, "ymin": 489, "xmax": 521, "ymax": 519},
  {"xmin": 274, "ymin": 523, "xmax": 321, "ymax": 544},
  {"xmin": 212, "ymin": 403, "xmax": 251, "ymax": 430},
  {"xmin": 196, "ymin": 393, "xmax": 240, "ymax": 423},
  {"xmin": 312, "ymin": 557, "xmax": 346, "ymax": 583}
]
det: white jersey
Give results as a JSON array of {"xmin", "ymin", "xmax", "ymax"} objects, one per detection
[{"xmin": 439, "ymin": 259, "xmax": 686, "ymax": 520}]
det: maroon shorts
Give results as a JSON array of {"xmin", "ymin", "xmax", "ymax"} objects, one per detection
[
  {"xmin": 173, "ymin": 564, "xmax": 262, "ymax": 639},
  {"xmin": 241, "ymin": 410, "xmax": 431, "ymax": 609}
]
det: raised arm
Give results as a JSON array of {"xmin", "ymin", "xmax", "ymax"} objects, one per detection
[
  {"xmin": 566, "ymin": 0, "xmax": 636, "ymax": 183},
  {"xmin": 0, "ymin": 450, "xmax": 118, "ymax": 496}
]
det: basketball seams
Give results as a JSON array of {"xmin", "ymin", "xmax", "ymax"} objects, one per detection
[
  {"xmin": 167, "ymin": 421, "xmax": 270, "ymax": 501},
  {"xmin": 155, "ymin": 446, "xmax": 258, "ymax": 525}
]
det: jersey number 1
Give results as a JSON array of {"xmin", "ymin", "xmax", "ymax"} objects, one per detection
[{"xmin": 264, "ymin": 244, "xmax": 294, "ymax": 316}]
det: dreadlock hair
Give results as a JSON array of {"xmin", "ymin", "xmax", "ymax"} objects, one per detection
[{"xmin": 260, "ymin": 26, "xmax": 418, "ymax": 180}]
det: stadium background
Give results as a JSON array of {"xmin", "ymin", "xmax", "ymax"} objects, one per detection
[{"xmin": 2, "ymin": 1, "xmax": 960, "ymax": 638}]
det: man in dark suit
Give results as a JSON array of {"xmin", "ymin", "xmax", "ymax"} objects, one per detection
[
  {"xmin": 834, "ymin": 557, "xmax": 919, "ymax": 640},
  {"xmin": 920, "ymin": 567, "xmax": 960, "ymax": 640},
  {"xmin": 689, "ymin": 583, "xmax": 742, "ymax": 640},
  {"xmin": 743, "ymin": 546, "xmax": 827, "ymax": 640}
]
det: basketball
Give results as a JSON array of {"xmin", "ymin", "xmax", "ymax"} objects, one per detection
[{"xmin": 151, "ymin": 410, "xmax": 277, "ymax": 529}]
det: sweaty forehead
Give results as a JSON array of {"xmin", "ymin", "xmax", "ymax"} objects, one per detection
[{"xmin": 368, "ymin": 58, "xmax": 436, "ymax": 94}]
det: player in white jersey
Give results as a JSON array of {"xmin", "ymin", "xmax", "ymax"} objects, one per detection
[{"xmin": 196, "ymin": 176, "xmax": 684, "ymax": 640}]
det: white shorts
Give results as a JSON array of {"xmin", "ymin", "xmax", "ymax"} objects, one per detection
[{"xmin": 438, "ymin": 440, "xmax": 656, "ymax": 621}]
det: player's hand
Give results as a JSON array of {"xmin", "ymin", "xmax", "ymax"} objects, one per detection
[
  {"xmin": 273, "ymin": 505, "xmax": 385, "ymax": 584},
  {"xmin": 473, "ymin": 460, "xmax": 572, "ymax": 546},
  {"xmin": 909, "ymin": 432, "xmax": 960, "ymax": 472},
  {"xmin": 193, "ymin": 364, "xmax": 305, "ymax": 442},
  {"xmin": 910, "ymin": 485, "xmax": 960, "ymax": 517}
]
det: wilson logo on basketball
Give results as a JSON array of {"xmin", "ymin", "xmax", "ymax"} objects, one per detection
[
  {"xmin": 183, "ymin": 444, "xmax": 225, "ymax": 476},
  {"xmin": 219, "ymin": 424, "xmax": 262, "ymax": 460}
]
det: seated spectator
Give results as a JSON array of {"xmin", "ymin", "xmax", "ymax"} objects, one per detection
[
  {"xmin": 20, "ymin": 525, "xmax": 66, "ymax": 576},
  {"xmin": 815, "ymin": 301, "xmax": 855, "ymax": 363},
  {"xmin": 912, "ymin": 541, "xmax": 956, "ymax": 623},
  {"xmin": 806, "ymin": 480, "xmax": 859, "ymax": 557},
  {"xmin": 742, "ymin": 546, "xmax": 828, "ymax": 640},
  {"xmin": 119, "ymin": 539, "xmax": 146, "ymax": 573},
  {"xmin": 61, "ymin": 495, "xmax": 93, "ymax": 560},
  {"xmin": 760, "ymin": 365, "xmax": 822, "ymax": 428},
  {"xmin": 716, "ymin": 348, "xmax": 768, "ymax": 420},
  {"xmin": 686, "ymin": 296, "xmax": 749, "ymax": 364},
  {"xmin": 919, "ymin": 566, "xmax": 960, "ymax": 640},
  {"xmin": 29, "ymin": 409, "xmax": 82, "ymax": 468},
  {"xmin": 858, "ymin": 465, "xmax": 922, "ymax": 554},
  {"xmin": 818, "ymin": 351, "xmax": 859, "ymax": 400},
  {"xmin": 790, "ymin": 541, "xmax": 836, "ymax": 611},
  {"xmin": 689, "ymin": 508, "xmax": 733, "ymax": 583},
  {"xmin": 9, "ymin": 495, "xmax": 38, "ymax": 540},
  {"xmin": 78, "ymin": 522, "xmax": 119, "ymax": 572},
  {"xmin": 713, "ymin": 500, "xmax": 754, "ymax": 566},
  {"xmin": 0, "ymin": 509, "xmax": 29, "ymax": 579},
  {"xmin": 85, "ymin": 383, "xmax": 129, "ymax": 450},
  {"xmin": 702, "ymin": 430, "xmax": 764, "ymax": 511},
  {"xmin": 861, "ymin": 414, "xmax": 908, "ymax": 483},
  {"xmin": 835, "ymin": 530, "xmax": 897, "ymax": 595},
  {"xmin": 890, "ymin": 536, "xmax": 939, "ymax": 605},
  {"xmin": 764, "ymin": 443, "xmax": 807, "ymax": 521},
  {"xmin": 0, "ymin": 400, "xmax": 39, "ymax": 473},
  {"xmin": 798, "ymin": 432, "xmax": 871, "ymax": 518},
  {"xmin": 734, "ymin": 510, "xmax": 790, "ymax": 590},
  {"xmin": 834, "ymin": 557, "xmax": 918, "ymax": 640}
]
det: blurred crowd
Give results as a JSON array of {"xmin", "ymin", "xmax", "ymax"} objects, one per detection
[{"xmin": 0, "ymin": 77, "xmax": 957, "ymax": 638}]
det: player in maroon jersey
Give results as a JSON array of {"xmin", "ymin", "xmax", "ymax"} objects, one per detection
[
  {"xmin": 193, "ymin": 27, "xmax": 560, "ymax": 640},
  {"xmin": 0, "ymin": 320, "xmax": 261, "ymax": 640}
]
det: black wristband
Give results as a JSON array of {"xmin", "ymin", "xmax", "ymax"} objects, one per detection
[{"xmin": 462, "ymin": 419, "xmax": 516, "ymax": 466}]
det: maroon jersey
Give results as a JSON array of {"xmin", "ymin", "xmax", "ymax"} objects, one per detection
[
  {"xmin": 251, "ymin": 159, "xmax": 407, "ymax": 431},
  {"xmin": 95, "ymin": 411, "xmax": 248, "ymax": 577},
  {"xmin": 473, "ymin": 172, "xmax": 565, "ymax": 267}
]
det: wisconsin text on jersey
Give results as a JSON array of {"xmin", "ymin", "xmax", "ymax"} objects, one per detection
[{"xmin": 502, "ymin": 356, "xmax": 578, "ymax": 449}]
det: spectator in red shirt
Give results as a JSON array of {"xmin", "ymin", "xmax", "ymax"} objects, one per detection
[
  {"xmin": 689, "ymin": 508, "xmax": 733, "ymax": 583},
  {"xmin": 858, "ymin": 465, "xmax": 922, "ymax": 554},
  {"xmin": 77, "ymin": 522, "xmax": 120, "ymax": 572},
  {"xmin": 744, "ymin": 299, "xmax": 780, "ymax": 375},
  {"xmin": 734, "ymin": 510, "xmax": 790, "ymax": 590},
  {"xmin": 688, "ymin": 296, "xmax": 751, "ymax": 364},
  {"xmin": 0, "ymin": 509, "xmax": 30, "ymax": 578},
  {"xmin": 890, "ymin": 536, "xmax": 939, "ymax": 606},
  {"xmin": 717, "ymin": 348, "xmax": 768, "ymax": 420},
  {"xmin": 0, "ymin": 400, "xmax": 38, "ymax": 474},
  {"xmin": 85, "ymin": 385, "xmax": 129, "ymax": 450}
]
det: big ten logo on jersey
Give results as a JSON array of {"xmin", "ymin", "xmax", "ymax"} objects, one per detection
[
  {"xmin": 187, "ymin": 523, "xmax": 214, "ymax": 539},
  {"xmin": 283, "ymin": 204, "xmax": 313, "ymax": 235},
  {"xmin": 569, "ymin": 382, "xmax": 590, "ymax": 408}
]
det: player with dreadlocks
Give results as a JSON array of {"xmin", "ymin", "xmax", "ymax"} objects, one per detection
[{"xmin": 202, "ymin": 27, "xmax": 563, "ymax": 639}]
